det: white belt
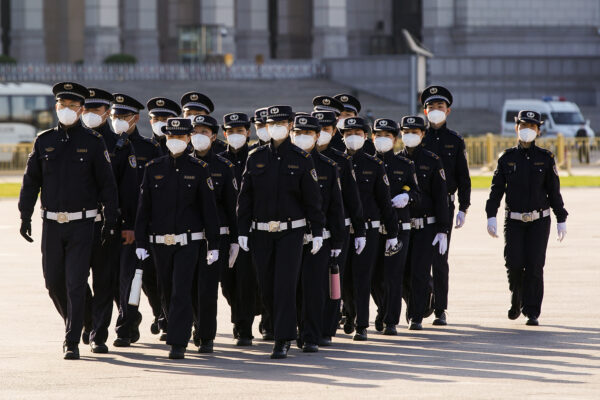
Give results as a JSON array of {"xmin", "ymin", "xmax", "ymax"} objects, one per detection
[
  {"xmin": 303, "ymin": 230, "xmax": 331, "ymax": 245},
  {"xmin": 410, "ymin": 216, "xmax": 436, "ymax": 230},
  {"xmin": 507, "ymin": 209, "xmax": 550, "ymax": 223},
  {"xmin": 379, "ymin": 222, "xmax": 412, "ymax": 235},
  {"xmin": 220, "ymin": 226, "xmax": 230, "ymax": 235},
  {"xmin": 344, "ymin": 218, "xmax": 351, "ymax": 226},
  {"xmin": 149, "ymin": 232, "xmax": 205, "ymax": 246},
  {"xmin": 42, "ymin": 209, "xmax": 98, "ymax": 224},
  {"xmin": 449, "ymin": 194, "xmax": 456, "ymax": 202},
  {"xmin": 252, "ymin": 218, "xmax": 306, "ymax": 233}
]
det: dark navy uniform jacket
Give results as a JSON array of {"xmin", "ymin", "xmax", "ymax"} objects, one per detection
[
  {"xmin": 422, "ymin": 124, "xmax": 471, "ymax": 212},
  {"xmin": 237, "ymin": 137, "xmax": 325, "ymax": 237},
  {"xmin": 197, "ymin": 148, "xmax": 239, "ymax": 243},
  {"xmin": 135, "ymin": 154, "xmax": 221, "ymax": 250},
  {"xmin": 349, "ymin": 148, "xmax": 398, "ymax": 238},
  {"xmin": 19, "ymin": 120, "xmax": 119, "ymax": 224},
  {"xmin": 127, "ymin": 128, "xmax": 163, "ymax": 186},
  {"xmin": 399, "ymin": 145, "xmax": 450, "ymax": 233},
  {"xmin": 155, "ymin": 135, "xmax": 168, "ymax": 154},
  {"xmin": 376, "ymin": 150, "xmax": 421, "ymax": 225},
  {"xmin": 485, "ymin": 143, "xmax": 568, "ymax": 223},
  {"xmin": 310, "ymin": 149, "xmax": 345, "ymax": 250},
  {"xmin": 321, "ymin": 146, "xmax": 366, "ymax": 237},
  {"xmin": 219, "ymin": 143, "xmax": 251, "ymax": 184}
]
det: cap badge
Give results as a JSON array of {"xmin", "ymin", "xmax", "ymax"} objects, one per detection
[
  {"xmin": 260, "ymin": 110, "xmax": 267, "ymax": 117},
  {"xmin": 340, "ymin": 96, "xmax": 349, "ymax": 103},
  {"xmin": 407, "ymin": 117, "xmax": 415, "ymax": 124},
  {"xmin": 115, "ymin": 95, "xmax": 124, "ymax": 103},
  {"xmin": 527, "ymin": 112, "xmax": 535, "ymax": 118},
  {"xmin": 171, "ymin": 119, "xmax": 181, "ymax": 127},
  {"xmin": 316, "ymin": 113, "xmax": 324, "ymax": 120},
  {"xmin": 299, "ymin": 117, "xmax": 308, "ymax": 125},
  {"xmin": 271, "ymin": 107, "xmax": 279, "ymax": 114},
  {"xmin": 380, "ymin": 120, "xmax": 388, "ymax": 126},
  {"xmin": 195, "ymin": 116, "xmax": 204, "ymax": 123},
  {"xmin": 190, "ymin": 94, "xmax": 199, "ymax": 101},
  {"xmin": 230, "ymin": 114, "xmax": 239, "ymax": 121},
  {"xmin": 430, "ymin": 87, "xmax": 438, "ymax": 94},
  {"xmin": 156, "ymin": 99, "xmax": 165, "ymax": 107},
  {"xmin": 64, "ymin": 83, "xmax": 73, "ymax": 90},
  {"xmin": 347, "ymin": 118, "xmax": 356, "ymax": 125},
  {"xmin": 322, "ymin": 98, "xmax": 331, "ymax": 105},
  {"xmin": 89, "ymin": 89, "xmax": 95, "ymax": 97}
]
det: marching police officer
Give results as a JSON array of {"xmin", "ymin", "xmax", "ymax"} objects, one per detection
[
  {"xmin": 190, "ymin": 114, "xmax": 239, "ymax": 353},
  {"xmin": 19, "ymin": 82, "xmax": 119, "ymax": 359},
  {"xmin": 251, "ymin": 107, "xmax": 271, "ymax": 147},
  {"xmin": 110, "ymin": 93, "xmax": 164, "ymax": 346},
  {"xmin": 339, "ymin": 117, "xmax": 398, "ymax": 341},
  {"xmin": 332, "ymin": 94, "xmax": 376, "ymax": 155},
  {"xmin": 237, "ymin": 105, "xmax": 325, "ymax": 359},
  {"xmin": 486, "ymin": 110, "xmax": 568, "ymax": 326},
  {"xmin": 180, "ymin": 91, "xmax": 227, "ymax": 154},
  {"xmin": 147, "ymin": 97, "xmax": 182, "ymax": 154},
  {"xmin": 398, "ymin": 116, "xmax": 449, "ymax": 331},
  {"xmin": 135, "ymin": 117, "xmax": 221, "ymax": 359},
  {"xmin": 370, "ymin": 118, "xmax": 420, "ymax": 335},
  {"xmin": 290, "ymin": 115, "xmax": 345, "ymax": 352},
  {"xmin": 421, "ymin": 85, "xmax": 471, "ymax": 325}
]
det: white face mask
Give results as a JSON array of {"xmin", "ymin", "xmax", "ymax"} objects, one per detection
[
  {"xmin": 336, "ymin": 118, "xmax": 346, "ymax": 130},
  {"xmin": 57, "ymin": 107, "xmax": 80, "ymax": 126},
  {"xmin": 152, "ymin": 121, "xmax": 167, "ymax": 137},
  {"xmin": 292, "ymin": 134, "xmax": 316, "ymax": 152},
  {"xmin": 191, "ymin": 134, "xmax": 211, "ymax": 151},
  {"xmin": 166, "ymin": 138, "xmax": 188, "ymax": 154},
  {"xmin": 374, "ymin": 136, "xmax": 394, "ymax": 153},
  {"xmin": 111, "ymin": 117, "xmax": 132, "ymax": 135},
  {"xmin": 401, "ymin": 133, "xmax": 422, "ymax": 148},
  {"xmin": 518, "ymin": 128, "xmax": 537, "ymax": 143},
  {"xmin": 316, "ymin": 130, "xmax": 332, "ymax": 146},
  {"xmin": 81, "ymin": 112, "xmax": 105, "ymax": 128},
  {"xmin": 227, "ymin": 133, "xmax": 247, "ymax": 150},
  {"xmin": 427, "ymin": 110, "xmax": 447, "ymax": 125},
  {"xmin": 255, "ymin": 126, "xmax": 270, "ymax": 142},
  {"xmin": 344, "ymin": 134, "xmax": 365, "ymax": 151},
  {"xmin": 268, "ymin": 124, "xmax": 289, "ymax": 141}
]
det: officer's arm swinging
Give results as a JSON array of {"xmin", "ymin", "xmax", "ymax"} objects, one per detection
[{"xmin": 18, "ymin": 140, "xmax": 43, "ymax": 242}]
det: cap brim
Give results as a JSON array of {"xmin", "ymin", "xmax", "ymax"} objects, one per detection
[
  {"xmin": 515, "ymin": 117, "xmax": 543, "ymax": 126},
  {"xmin": 223, "ymin": 122, "xmax": 250, "ymax": 129},
  {"xmin": 56, "ymin": 93, "xmax": 84, "ymax": 103}
]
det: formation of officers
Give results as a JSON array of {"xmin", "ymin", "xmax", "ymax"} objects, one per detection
[{"xmin": 18, "ymin": 82, "xmax": 568, "ymax": 360}]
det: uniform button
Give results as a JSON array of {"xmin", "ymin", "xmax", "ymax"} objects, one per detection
[
  {"xmin": 176, "ymin": 168, "xmax": 179, "ymax": 172},
  {"xmin": 320, "ymin": 184, "xmax": 323, "ymax": 188},
  {"xmin": 290, "ymin": 172, "xmax": 294, "ymax": 175},
  {"xmin": 80, "ymin": 158, "xmax": 83, "ymax": 161},
  {"xmin": 188, "ymin": 184, "xmax": 191, "ymax": 187},
  {"xmin": 154, "ymin": 184, "xmax": 158, "ymax": 188}
]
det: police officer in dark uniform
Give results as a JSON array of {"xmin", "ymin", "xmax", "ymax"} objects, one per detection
[
  {"xmin": 135, "ymin": 117, "xmax": 221, "ymax": 359},
  {"xmin": 237, "ymin": 105, "xmax": 325, "ymax": 359},
  {"xmin": 398, "ymin": 116, "xmax": 449, "ymax": 331},
  {"xmin": 370, "ymin": 118, "xmax": 420, "ymax": 335},
  {"xmin": 331, "ymin": 93, "xmax": 376, "ymax": 155},
  {"xmin": 486, "ymin": 110, "xmax": 568, "ymax": 326},
  {"xmin": 312, "ymin": 110, "xmax": 365, "ymax": 345},
  {"xmin": 339, "ymin": 117, "xmax": 398, "ymax": 341},
  {"xmin": 190, "ymin": 114, "xmax": 239, "ymax": 353},
  {"xmin": 313, "ymin": 95, "xmax": 345, "ymax": 153},
  {"xmin": 109, "ymin": 93, "xmax": 164, "ymax": 346},
  {"xmin": 147, "ymin": 97, "xmax": 182, "ymax": 154},
  {"xmin": 180, "ymin": 91, "xmax": 227, "ymax": 154},
  {"xmin": 19, "ymin": 82, "xmax": 119, "ymax": 359},
  {"xmin": 251, "ymin": 107, "xmax": 270, "ymax": 147},
  {"xmin": 290, "ymin": 115, "xmax": 345, "ymax": 352},
  {"xmin": 80, "ymin": 88, "xmax": 138, "ymax": 353},
  {"xmin": 421, "ymin": 85, "xmax": 471, "ymax": 325}
]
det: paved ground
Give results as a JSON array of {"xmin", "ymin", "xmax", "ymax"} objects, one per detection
[{"xmin": 1, "ymin": 189, "xmax": 599, "ymax": 399}]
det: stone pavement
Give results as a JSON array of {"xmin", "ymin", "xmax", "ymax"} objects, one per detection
[{"xmin": 0, "ymin": 189, "xmax": 599, "ymax": 399}]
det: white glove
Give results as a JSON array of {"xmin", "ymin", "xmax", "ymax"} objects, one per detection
[
  {"xmin": 455, "ymin": 210, "xmax": 466, "ymax": 229},
  {"xmin": 385, "ymin": 237, "xmax": 398, "ymax": 251},
  {"xmin": 207, "ymin": 249, "xmax": 219, "ymax": 266},
  {"xmin": 238, "ymin": 235, "xmax": 249, "ymax": 252},
  {"xmin": 311, "ymin": 236, "xmax": 323, "ymax": 255},
  {"xmin": 354, "ymin": 237, "xmax": 366, "ymax": 255},
  {"xmin": 331, "ymin": 249, "xmax": 341, "ymax": 258},
  {"xmin": 487, "ymin": 217, "xmax": 498, "ymax": 238},
  {"xmin": 228, "ymin": 243, "xmax": 240, "ymax": 268},
  {"xmin": 391, "ymin": 193, "xmax": 409, "ymax": 209},
  {"xmin": 432, "ymin": 233, "xmax": 448, "ymax": 255},
  {"xmin": 557, "ymin": 222, "xmax": 567, "ymax": 242},
  {"xmin": 135, "ymin": 248, "xmax": 149, "ymax": 260}
]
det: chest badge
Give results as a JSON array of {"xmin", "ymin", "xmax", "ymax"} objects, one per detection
[
  {"xmin": 207, "ymin": 177, "xmax": 214, "ymax": 190},
  {"xmin": 310, "ymin": 169, "xmax": 318, "ymax": 182},
  {"xmin": 104, "ymin": 150, "xmax": 111, "ymax": 163},
  {"xmin": 128, "ymin": 155, "xmax": 137, "ymax": 168},
  {"xmin": 439, "ymin": 169, "xmax": 446, "ymax": 181},
  {"xmin": 232, "ymin": 177, "xmax": 238, "ymax": 191},
  {"xmin": 383, "ymin": 174, "xmax": 390, "ymax": 186}
]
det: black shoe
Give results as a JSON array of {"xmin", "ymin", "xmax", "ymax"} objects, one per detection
[
  {"xmin": 63, "ymin": 342, "xmax": 80, "ymax": 360},
  {"xmin": 508, "ymin": 307, "xmax": 521, "ymax": 320},
  {"xmin": 408, "ymin": 321, "xmax": 423, "ymax": 331},
  {"xmin": 236, "ymin": 337, "xmax": 253, "ymax": 347},
  {"xmin": 159, "ymin": 333, "xmax": 168, "ymax": 341},
  {"xmin": 90, "ymin": 341, "xmax": 108, "ymax": 354},
  {"xmin": 302, "ymin": 343, "xmax": 318, "ymax": 353},
  {"xmin": 168, "ymin": 345, "xmax": 186, "ymax": 359},
  {"xmin": 81, "ymin": 330, "xmax": 90, "ymax": 345},
  {"xmin": 150, "ymin": 318, "xmax": 160, "ymax": 335},
  {"xmin": 262, "ymin": 331, "xmax": 274, "ymax": 341},
  {"xmin": 526, "ymin": 317, "xmax": 539, "ymax": 326},
  {"xmin": 375, "ymin": 314, "xmax": 384, "ymax": 332},
  {"xmin": 383, "ymin": 325, "xmax": 397, "ymax": 336},
  {"xmin": 433, "ymin": 310, "xmax": 447, "ymax": 326},
  {"xmin": 131, "ymin": 313, "xmax": 142, "ymax": 344},
  {"xmin": 343, "ymin": 320, "xmax": 355, "ymax": 335},
  {"xmin": 296, "ymin": 336, "xmax": 304, "ymax": 350},
  {"xmin": 198, "ymin": 339, "xmax": 214, "ymax": 353},
  {"xmin": 113, "ymin": 337, "xmax": 131, "ymax": 347},
  {"xmin": 353, "ymin": 328, "xmax": 367, "ymax": 341},
  {"xmin": 318, "ymin": 337, "xmax": 332, "ymax": 347},
  {"xmin": 270, "ymin": 340, "xmax": 290, "ymax": 359}
]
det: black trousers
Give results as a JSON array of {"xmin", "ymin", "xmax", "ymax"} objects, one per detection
[
  {"xmin": 405, "ymin": 225, "xmax": 437, "ymax": 323},
  {"xmin": 322, "ymin": 227, "xmax": 350, "ymax": 337},
  {"xmin": 504, "ymin": 216, "xmax": 551, "ymax": 319},
  {"xmin": 41, "ymin": 219, "xmax": 95, "ymax": 344},
  {"xmin": 371, "ymin": 229, "xmax": 410, "ymax": 326},
  {"xmin": 343, "ymin": 229, "xmax": 380, "ymax": 329},
  {"xmin": 431, "ymin": 201, "xmax": 454, "ymax": 311},
  {"xmin": 153, "ymin": 242, "xmax": 200, "ymax": 347},
  {"xmin": 297, "ymin": 239, "xmax": 331, "ymax": 344},
  {"xmin": 251, "ymin": 229, "xmax": 304, "ymax": 341}
]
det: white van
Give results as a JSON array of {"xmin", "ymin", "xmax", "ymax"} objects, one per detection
[{"xmin": 500, "ymin": 97, "xmax": 595, "ymax": 138}]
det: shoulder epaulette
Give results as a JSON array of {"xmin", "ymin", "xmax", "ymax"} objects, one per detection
[
  {"xmin": 87, "ymin": 129, "xmax": 103, "ymax": 139},
  {"xmin": 500, "ymin": 147, "xmax": 518, "ymax": 157},
  {"xmin": 189, "ymin": 155, "xmax": 208, "ymax": 167},
  {"xmin": 394, "ymin": 154, "xmax": 413, "ymax": 165},
  {"xmin": 140, "ymin": 136, "xmax": 160, "ymax": 148},
  {"xmin": 537, "ymin": 146, "xmax": 555, "ymax": 158},
  {"xmin": 292, "ymin": 145, "xmax": 310, "ymax": 158},
  {"xmin": 365, "ymin": 152, "xmax": 384, "ymax": 165},
  {"xmin": 216, "ymin": 154, "xmax": 234, "ymax": 168},
  {"xmin": 331, "ymin": 147, "xmax": 352, "ymax": 160},
  {"xmin": 318, "ymin": 152, "xmax": 337, "ymax": 167},
  {"xmin": 422, "ymin": 148, "xmax": 440, "ymax": 160},
  {"xmin": 448, "ymin": 129, "xmax": 464, "ymax": 141},
  {"xmin": 249, "ymin": 143, "xmax": 268, "ymax": 156},
  {"xmin": 37, "ymin": 128, "xmax": 55, "ymax": 137}
]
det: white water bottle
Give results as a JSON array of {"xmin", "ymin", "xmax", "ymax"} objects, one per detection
[{"xmin": 128, "ymin": 269, "xmax": 144, "ymax": 306}]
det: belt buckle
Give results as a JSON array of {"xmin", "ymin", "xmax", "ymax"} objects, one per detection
[
  {"xmin": 268, "ymin": 221, "xmax": 280, "ymax": 233},
  {"xmin": 521, "ymin": 213, "xmax": 532, "ymax": 222},
  {"xmin": 56, "ymin": 212, "xmax": 69, "ymax": 224},
  {"xmin": 164, "ymin": 234, "xmax": 176, "ymax": 246}
]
